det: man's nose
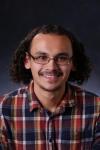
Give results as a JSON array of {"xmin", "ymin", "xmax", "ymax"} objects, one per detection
[{"xmin": 45, "ymin": 58, "xmax": 58, "ymax": 69}]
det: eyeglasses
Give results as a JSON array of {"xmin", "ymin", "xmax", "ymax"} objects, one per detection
[{"xmin": 27, "ymin": 52, "xmax": 73, "ymax": 65}]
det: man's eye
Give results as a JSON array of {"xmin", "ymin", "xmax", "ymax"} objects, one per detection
[
  {"xmin": 35, "ymin": 56, "xmax": 48, "ymax": 61},
  {"xmin": 57, "ymin": 56, "xmax": 68, "ymax": 61}
]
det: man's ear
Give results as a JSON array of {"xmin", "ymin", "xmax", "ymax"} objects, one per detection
[
  {"xmin": 24, "ymin": 54, "xmax": 31, "ymax": 69},
  {"xmin": 71, "ymin": 63, "xmax": 76, "ymax": 71}
]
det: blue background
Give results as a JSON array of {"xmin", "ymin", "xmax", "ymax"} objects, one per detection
[{"xmin": 0, "ymin": 0, "xmax": 100, "ymax": 95}]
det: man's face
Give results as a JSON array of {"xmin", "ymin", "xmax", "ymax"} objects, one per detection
[{"xmin": 25, "ymin": 33, "xmax": 74, "ymax": 92}]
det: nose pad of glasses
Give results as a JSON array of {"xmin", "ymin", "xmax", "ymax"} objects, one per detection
[{"xmin": 46, "ymin": 58, "xmax": 59, "ymax": 69}]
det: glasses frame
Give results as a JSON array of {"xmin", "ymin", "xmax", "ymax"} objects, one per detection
[{"xmin": 27, "ymin": 52, "xmax": 73, "ymax": 65}]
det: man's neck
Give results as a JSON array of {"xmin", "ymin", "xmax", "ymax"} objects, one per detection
[{"xmin": 34, "ymin": 85, "xmax": 65, "ymax": 113}]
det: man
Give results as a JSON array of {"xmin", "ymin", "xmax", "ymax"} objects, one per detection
[{"xmin": 0, "ymin": 24, "xmax": 100, "ymax": 150}]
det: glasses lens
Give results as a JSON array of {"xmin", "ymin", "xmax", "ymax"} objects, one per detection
[
  {"xmin": 56, "ymin": 55, "xmax": 72, "ymax": 65},
  {"xmin": 34, "ymin": 55, "xmax": 49, "ymax": 64},
  {"xmin": 28, "ymin": 52, "xmax": 72, "ymax": 65}
]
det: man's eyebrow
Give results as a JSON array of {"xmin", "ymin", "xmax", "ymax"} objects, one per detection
[
  {"xmin": 56, "ymin": 52, "xmax": 70, "ymax": 56},
  {"xmin": 34, "ymin": 51, "xmax": 70, "ymax": 56},
  {"xmin": 33, "ymin": 51, "xmax": 48, "ymax": 55}
]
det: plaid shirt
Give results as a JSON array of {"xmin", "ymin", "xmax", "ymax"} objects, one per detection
[{"xmin": 0, "ymin": 81, "xmax": 100, "ymax": 150}]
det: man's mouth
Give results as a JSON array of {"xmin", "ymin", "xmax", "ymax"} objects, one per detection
[
  {"xmin": 43, "ymin": 74, "xmax": 59, "ymax": 80},
  {"xmin": 39, "ymin": 70, "xmax": 63, "ymax": 78}
]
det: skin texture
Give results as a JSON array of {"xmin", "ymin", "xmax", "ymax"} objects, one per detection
[{"xmin": 25, "ymin": 33, "xmax": 74, "ymax": 112}]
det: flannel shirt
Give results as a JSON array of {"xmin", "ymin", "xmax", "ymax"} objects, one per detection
[{"xmin": 0, "ymin": 80, "xmax": 100, "ymax": 150}]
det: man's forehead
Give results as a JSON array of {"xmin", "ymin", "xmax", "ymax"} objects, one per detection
[
  {"xmin": 30, "ymin": 33, "xmax": 73, "ymax": 56},
  {"xmin": 32, "ymin": 33, "xmax": 71, "ymax": 42}
]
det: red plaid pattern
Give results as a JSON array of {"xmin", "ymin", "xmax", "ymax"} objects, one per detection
[{"xmin": 0, "ymin": 81, "xmax": 100, "ymax": 150}]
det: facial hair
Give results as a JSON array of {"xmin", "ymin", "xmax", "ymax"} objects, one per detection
[{"xmin": 37, "ymin": 69, "xmax": 64, "ymax": 92}]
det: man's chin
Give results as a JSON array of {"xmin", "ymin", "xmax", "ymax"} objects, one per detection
[{"xmin": 39, "ymin": 84, "xmax": 63, "ymax": 92}]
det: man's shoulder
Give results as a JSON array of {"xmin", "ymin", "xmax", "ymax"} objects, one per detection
[
  {"xmin": 0, "ymin": 86, "xmax": 30, "ymax": 117},
  {"xmin": 69, "ymin": 83, "xmax": 100, "ymax": 113},
  {"xmin": 69, "ymin": 83, "xmax": 99, "ymax": 106},
  {"xmin": 69, "ymin": 83, "xmax": 98, "ymax": 98},
  {"xmin": 0, "ymin": 86, "xmax": 28, "ymax": 106}
]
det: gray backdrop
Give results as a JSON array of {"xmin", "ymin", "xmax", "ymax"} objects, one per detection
[{"xmin": 0, "ymin": 0, "xmax": 100, "ymax": 95}]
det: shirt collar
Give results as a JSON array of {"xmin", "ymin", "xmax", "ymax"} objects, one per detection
[
  {"xmin": 53, "ymin": 84, "xmax": 76, "ymax": 114},
  {"xmin": 26, "ymin": 80, "xmax": 41, "ymax": 112},
  {"xmin": 26, "ymin": 80, "xmax": 76, "ymax": 112}
]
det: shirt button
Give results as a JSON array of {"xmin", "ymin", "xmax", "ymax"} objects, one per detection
[{"xmin": 49, "ymin": 137, "xmax": 52, "ymax": 143}]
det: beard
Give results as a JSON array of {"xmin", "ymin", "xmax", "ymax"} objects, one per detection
[
  {"xmin": 33, "ymin": 69, "xmax": 65, "ymax": 92},
  {"xmin": 39, "ymin": 69, "xmax": 63, "ymax": 77},
  {"xmin": 37, "ymin": 81, "xmax": 65, "ymax": 92}
]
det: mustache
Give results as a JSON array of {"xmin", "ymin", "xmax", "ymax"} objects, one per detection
[{"xmin": 39, "ymin": 69, "xmax": 63, "ymax": 77}]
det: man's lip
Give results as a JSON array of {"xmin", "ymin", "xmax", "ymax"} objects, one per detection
[
  {"xmin": 39, "ymin": 70, "xmax": 63, "ymax": 77},
  {"xmin": 43, "ymin": 74, "xmax": 59, "ymax": 78},
  {"xmin": 42, "ymin": 74, "xmax": 59, "ymax": 82}
]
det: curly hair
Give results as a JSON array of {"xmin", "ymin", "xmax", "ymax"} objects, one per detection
[{"xmin": 10, "ymin": 24, "xmax": 92, "ymax": 85}]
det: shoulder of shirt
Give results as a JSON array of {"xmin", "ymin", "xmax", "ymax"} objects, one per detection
[
  {"xmin": 68, "ymin": 83, "xmax": 100, "ymax": 113},
  {"xmin": 68, "ymin": 83, "xmax": 99, "ymax": 105},
  {"xmin": 0, "ymin": 86, "xmax": 30, "ymax": 117},
  {"xmin": 68, "ymin": 82, "xmax": 99, "ymax": 97},
  {"xmin": 0, "ymin": 86, "xmax": 28, "ymax": 106}
]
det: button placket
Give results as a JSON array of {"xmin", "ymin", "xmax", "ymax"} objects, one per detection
[{"xmin": 47, "ymin": 116, "xmax": 56, "ymax": 150}]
